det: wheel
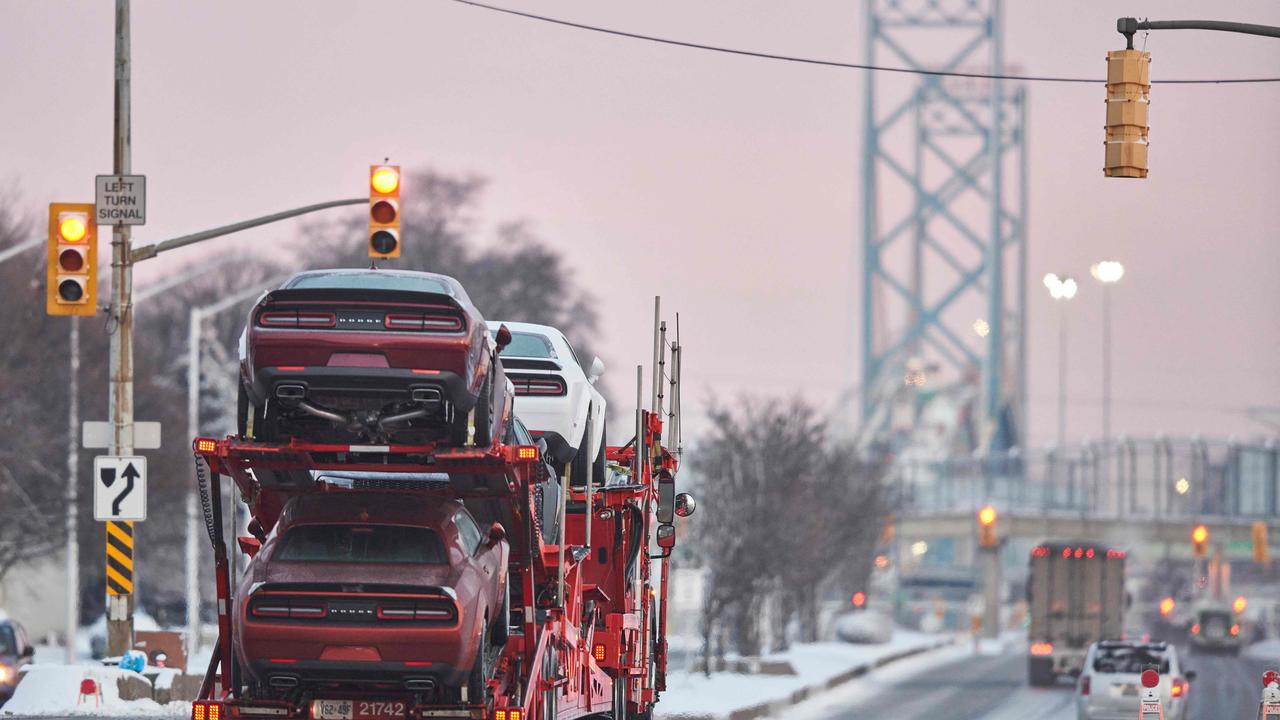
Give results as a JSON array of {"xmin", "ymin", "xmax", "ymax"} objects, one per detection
[
  {"xmin": 237, "ymin": 385, "xmax": 271, "ymax": 441},
  {"xmin": 571, "ymin": 410, "xmax": 594, "ymax": 487},
  {"xmin": 593, "ymin": 419, "xmax": 608, "ymax": 486},
  {"xmin": 491, "ymin": 578, "xmax": 511, "ymax": 646},
  {"xmin": 465, "ymin": 622, "xmax": 491, "ymax": 705}
]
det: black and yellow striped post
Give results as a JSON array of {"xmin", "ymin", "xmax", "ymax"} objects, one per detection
[{"xmin": 105, "ymin": 521, "xmax": 134, "ymax": 596}]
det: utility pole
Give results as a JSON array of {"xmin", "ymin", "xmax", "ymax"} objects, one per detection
[
  {"xmin": 106, "ymin": 0, "xmax": 135, "ymax": 657},
  {"xmin": 65, "ymin": 319, "xmax": 80, "ymax": 664}
]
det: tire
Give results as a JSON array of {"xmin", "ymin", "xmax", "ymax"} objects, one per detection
[
  {"xmin": 571, "ymin": 410, "xmax": 593, "ymax": 488},
  {"xmin": 491, "ymin": 579, "xmax": 511, "ymax": 646},
  {"xmin": 593, "ymin": 419, "xmax": 608, "ymax": 486},
  {"xmin": 1027, "ymin": 658, "xmax": 1055, "ymax": 687},
  {"xmin": 465, "ymin": 622, "xmax": 491, "ymax": 705}
]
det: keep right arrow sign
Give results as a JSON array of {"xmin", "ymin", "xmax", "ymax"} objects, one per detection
[{"xmin": 94, "ymin": 455, "xmax": 147, "ymax": 522}]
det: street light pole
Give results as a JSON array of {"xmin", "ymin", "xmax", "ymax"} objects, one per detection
[
  {"xmin": 1043, "ymin": 274, "xmax": 1078, "ymax": 448},
  {"xmin": 106, "ymin": 0, "xmax": 135, "ymax": 657},
  {"xmin": 64, "ymin": 318, "xmax": 80, "ymax": 663}
]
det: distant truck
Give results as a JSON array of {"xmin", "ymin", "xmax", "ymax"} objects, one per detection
[{"xmin": 1026, "ymin": 541, "xmax": 1128, "ymax": 686}]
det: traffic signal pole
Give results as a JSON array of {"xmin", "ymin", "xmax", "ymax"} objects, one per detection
[
  {"xmin": 106, "ymin": 0, "xmax": 135, "ymax": 657},
  {"xmin": 1116, "ymin": 17, "xmax": 1280, "ymax": 47}
]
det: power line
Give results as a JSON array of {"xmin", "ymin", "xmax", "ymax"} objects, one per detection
[{"xmin": 446, "ymin": 0, "xmax": 1280, "ymax": 85}]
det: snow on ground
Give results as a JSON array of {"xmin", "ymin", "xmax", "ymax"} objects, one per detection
[
  {"xmin": 1244, "ymin": 639, "xmax": 1280, "ymax": 661},
  {"xmin": 1, "ymin": 665, "xmax": 188, "ymax": 717},
  {"xmin": 655, "ymin": 629, "xmax": 953, "ymax": 719}
]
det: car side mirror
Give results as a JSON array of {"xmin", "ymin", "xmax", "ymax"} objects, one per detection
[
  {"xmin": 21, "ymin": 645, "xmax": 34, "ymax": 659},
  {"xmin": 588, "ymin": 356, "xmax": 605, "ymax": 384},
  {"xmin": 238, "ymin": 536, "xmax": 262, "ymax": 559},
  {"xmin": 495, "ymin": 324, "xmax": 513, "ymax": 353},
  {"xmin": 1185, "ymin": 670, "xmax": 1196, "ymax": 681},
  {"xmin": 488, "ymin": 522, "xmax": 507, "ymax": 547},
  {"xmin": 675, "ymin": 492, "xmax": 696, "ymax": 518}
]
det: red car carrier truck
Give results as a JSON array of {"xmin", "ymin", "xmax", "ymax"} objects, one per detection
[{"xmin": 190, "ymin": 304, "xmax": 690, "ymax": 720}]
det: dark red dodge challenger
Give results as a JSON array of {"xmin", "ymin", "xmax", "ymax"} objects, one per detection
[
  {"xmin": 234, "ymin": 490, "xmax": 510, "ymax": 704},
  {"xmin": 238, "ymin": 269, "xmax": 509, "ymax": 446}
]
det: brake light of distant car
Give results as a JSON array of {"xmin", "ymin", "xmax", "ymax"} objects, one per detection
[
  {"xmin": 1080, "ymin": 675, "xmax": 1090, "ymax": 696},
  {"xmin": 1074, "ymin": 548, "xmax": 1084, "ymax": 558},
  {"xmin": 1191, "ymin": 623, "xmax": 1200, "ymax": 634},
  {"xmin": 1031, "ymin": 546, "xmax": 1049, "ymax": 558},
  {"xmin": 1171, "ymin": 678, "xmax": 1186, "ymax": 697},
  {"xmin": 1062, "ymin": 548, "xmax": 1071, "ymax": 558},
  {"xmin": 1231, "ymin": 623, "xmax": 1240, "ymax": 636},
  {"xmin": 1030, "ymin": 642, "xmax": 1053, "ymax": 656},
  {"xmin": 1234, "ymin": 595, "xmax": 1248, "ymax": 614},
  {"xmin": 1107, "ymin": 549, "xmax": 1127, "ymax": 559},
  {"xmin": 1085, "ymin": 548, "xmax": 1095, "ymax": 558}
]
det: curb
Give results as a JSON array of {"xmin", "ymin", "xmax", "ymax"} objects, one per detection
[{"xmin": 660, "ymin": 637, "xmax": 957, "ymax": 720}]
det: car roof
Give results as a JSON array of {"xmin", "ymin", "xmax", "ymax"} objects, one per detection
[
  {"xmin": 283, "ymin": 268, "xmax": 470, "ymax": 300},
  {"xmin": 278, "ymin": 490, "xmax": 461, "ymax": 529}
]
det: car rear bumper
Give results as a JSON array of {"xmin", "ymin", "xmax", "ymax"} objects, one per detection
[
  {"xmin": 238, "ymin": 625, "xmax": 474, "ymax": 687},
  {"xmin": 251, "ymin": 366, "xmax": 475, "ymax": 411},
  {"xmin": 248, "ymin": 657, "xmax": 463, "ymax": 690}
]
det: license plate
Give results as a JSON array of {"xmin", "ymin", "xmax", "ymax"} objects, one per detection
[{"xmin": 311, "ymin": 700, "xmax": 407, "ymax": 720}]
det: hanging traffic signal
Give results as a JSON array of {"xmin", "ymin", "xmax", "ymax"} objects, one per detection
[
  {"xmin": 1192, "ymin": 524, "xmax": 1209, "ymax": 558},
  {"xmin": 368, "ymin": 164, "xmax": 401, "ymax": 259},
  {"xmin": 1253, "ymin": 521, "xmax": 1269, "ymax": 566},
  {"xmin": 46, "ymin": 203, "xmax": 97, "ymax": 316},
  {"xmin": 978, "ymin": 505, "xmax": 998, "ymax": 548},
  {"xmin": 1159, "ymin": 597, "xmax": 1175, "ymax": 617},
  {"xmin": 1104, "ymin": 49, "xmax": 1151, "ymax": 178}
]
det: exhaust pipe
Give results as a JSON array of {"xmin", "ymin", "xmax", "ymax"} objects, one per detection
[
  {"xmin": 411, "ymin": 387, "xmax": 443, "ymax": 405},
  {"xmin": 379, "ymin": 407, "xmax": 430, "ymax": 429},
  {"xmin": 267, "ymin": 675, "xmax": 299, "ymax": 689},
  {"xmin": 296, "ymin": 400, "xmax": 352, "ymax": 426},
  {"xmin": 403, "ymin": 678, "xmax": 436, "ymax": 692},
  {"xmin": 275, "ymin": 384, "xmax": 306, "ymax": 407}
]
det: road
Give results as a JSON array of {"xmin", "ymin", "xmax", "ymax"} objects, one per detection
[{"xmin": 783, "ymin": 642, "xmax": 1277, "ymax": 720}]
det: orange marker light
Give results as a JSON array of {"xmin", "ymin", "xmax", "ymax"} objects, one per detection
[
  {"xmin": 852, "ymin": 591, "xmax": 866, "ymax": 608},
  {"xmin": 371, "ymin": 166, "xmax": 400, "ymax": 194},
  {"xmin": 594, "ymin": 644, "xmax": 606, "ymax": 661},
  {"xmin": 196, "ymin": 438, "xmax": 217, "ymax": 453}
]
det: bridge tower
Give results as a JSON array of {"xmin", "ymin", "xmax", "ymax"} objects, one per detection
[{"xmin": 859, "ymin": 0, "xmax": 1028, "ymax": 452}]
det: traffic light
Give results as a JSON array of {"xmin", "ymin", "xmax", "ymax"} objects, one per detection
[
  {"xmin": 46, "ymin": 203, "xmax": 97, "ymax": 316},
  {"xmin": 1233, "ymin": 595, "xmax": 1248, "ymax": 615},
  {"xmin": 978, "ymin": 505, "xmax": 998, "ymax": 548},
  {"xmin": 851, "ymin": 591, "xmax": 866, "ymax": 609},
  {"xmin": 1104, "ymin": 49, "xmax": 1151, "ymax": 178},
  {"xmin": 1159, "ymin": 597, "xmax": 1175, "ymax": 617},
  {"xmin": 1253, "ymin": 521, "xmax": 1269, "ymax": 566},
  {"xmin": 368, "ymin": 164, "xmax": 401, "ymax": 259},
  {"xmin": 1192, "ymin": 524, "xmax": 1209, "ymax": 558}
]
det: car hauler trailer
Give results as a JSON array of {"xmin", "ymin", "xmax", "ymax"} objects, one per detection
[
  {"xmin": 189, "ymin": 315, "xmax": 688, "ymax": 720},
  {"xmin": 1026, "ymin": 541, "xmax": 1127, "ymax": 686}
]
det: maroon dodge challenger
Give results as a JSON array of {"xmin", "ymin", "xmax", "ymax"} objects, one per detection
[
  {"xmin": 238, "ymin": 268, "xmax": 509, "ymax": 446},
  {"xmin": 234, "ymin": 491, "xmax": 510, "ymax": 703}
]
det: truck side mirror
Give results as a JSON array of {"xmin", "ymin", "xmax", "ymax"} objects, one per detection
[
  {"xmin": 656, "ymin": 471, "xmax": 675, "ymax": 524},
  {"xmin": 675, "ymin": 492, "xmax": 696, "ymax": 518},
  {"xmin": 656, "ymin": 524, "xmax": 675, "ymax": 549}
]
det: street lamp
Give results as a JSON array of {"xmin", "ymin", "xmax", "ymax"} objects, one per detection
[
  {"xmin": 1090, "ymin": 261, "xmax": 1125, "ymax": 450},
  {"xmin": 1043, "ymin": 274, "xmax": 1078, "ymax": 448}
]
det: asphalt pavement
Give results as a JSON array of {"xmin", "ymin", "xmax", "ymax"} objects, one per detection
[{"xmin": 781, "ymin": 641, "xmax": 1278, "ymax": 720}]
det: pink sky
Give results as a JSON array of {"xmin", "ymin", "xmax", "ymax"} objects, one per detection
[{"xmin": 2, "ymin": 1, "xmax": 1278, "ymax": 445}]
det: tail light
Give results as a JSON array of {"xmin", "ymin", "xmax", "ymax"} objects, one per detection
[
  {"xmin": 1031, "ymin": 546, "xmax": 1049, "ymax": 558},
  {"xmin": 250, "ymin": 600, "xmax": 328, "ymax": 619},
  {"xmin": 384, "ymin": 313, "xmax": 464, "ymax": 331},
  {"xmin": 1080, "ymin": 675, "xmax": 1090, "ymax": 696},
  {"xmin": 510, "ymin": 374, "xmax": 567, "ymax": 396},
  {"xmin": 1030, "ymin": 642, "xmax": 1053, "ymax": 656},
  {"xmin": 1107, "ymin": 549, "xmax": 1127, "ymax": 559},
  {"xmin": 1231, "ymin": 623, "xmax": 1240, "ymax": 636},
  {"xmin": 193, "ymin": 700, "xmax": 222, "ymax": 720},
  {"xmin": 493, "ymin": 711, "xmax": 524, "ymax": 720},
  {"xmin": 1191, "ymin": 623, "xmax": 1200, "ymax": 634},
  {"xmin": 1171, "ymin": 678, "xmax": 1185, "ymax": 697},
  {"xmin": 257, "ymin": 311, "xmax": 336, "ymax": 328},
  {"xmin": 377, "ymin": 604, "xmax": 454, "ymax": 621}
]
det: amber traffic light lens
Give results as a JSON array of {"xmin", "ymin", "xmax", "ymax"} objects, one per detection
[
  {"xmin": 370, "ymin": 230, "xmax": 398, "ymax": 255},
  {"xmin": 59, "ymin": 215, "xmax": 88, "ymax": 242},
  {"xmin": 371, "ymin": 167, "xmax": 400, "ymax": 194},
  {"xmin": 978, "ymin": 506, "xmax": 997, "ymax": 526},
  {"xmin": 371, "ymin": 199, "xmax": 397, "ymax": 224},
  {"xmin": 58, "ymin": 279, "xmax": 84, "ymax": 302}
]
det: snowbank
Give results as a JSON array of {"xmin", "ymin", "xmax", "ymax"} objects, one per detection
[
  {"xmin": 1, "ymin": 665, "xmax": 188, "ymax": 717},
  {"xmin": 1245, "ymin": 639, "xmax": 1280, "ymax": 661},
  {"xmin": 655, "ymin": 629, "xmax": 953, "ymax": 720}
]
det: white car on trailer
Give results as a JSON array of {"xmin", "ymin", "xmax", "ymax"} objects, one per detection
[{"xmin": 491, "ymin": 321, "xmax": 607, "ymax": 485}]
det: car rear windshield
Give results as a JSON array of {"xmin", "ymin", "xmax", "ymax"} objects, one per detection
[
  {"xmin": 274, "ymin": 524, "xmax": 447, "ymax": 564},
  {"xmin": 0, "ymin": 626, "xmax": 15, "ymax": 655},
  {"xmin": 497, "ymin": 332, "xmax": 557, "ymax": 359},
  {"xmin": 1092, "ymin": 646, "xmax": 1170, "ymax": 674},
  {"xmin": 287, "ymin": 273, "xmax": 452, "ymax": 295}
]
